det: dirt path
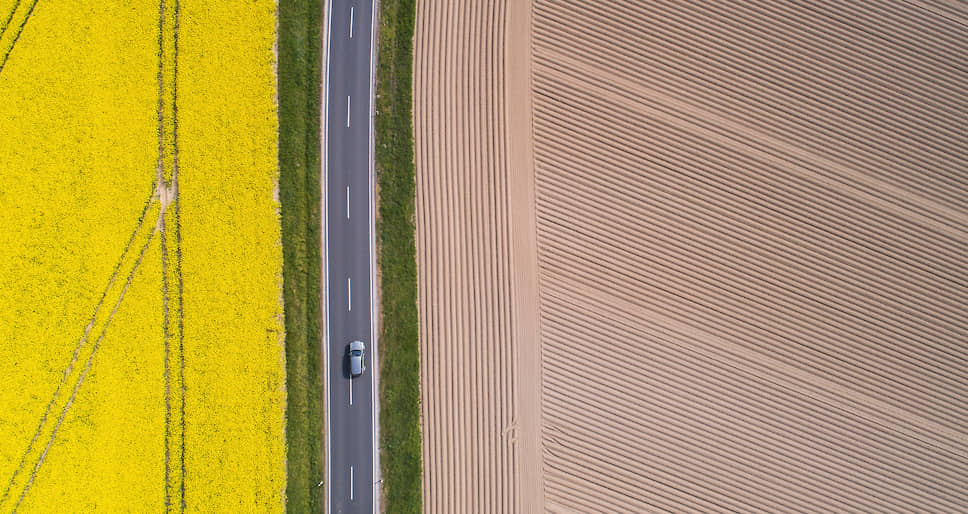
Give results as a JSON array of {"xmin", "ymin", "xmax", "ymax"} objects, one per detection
[{"xmin": 504, "ymin": 0, "xmax": 543, "ymax": 512}]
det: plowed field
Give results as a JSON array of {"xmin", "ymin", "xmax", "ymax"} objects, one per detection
[
  {"xmin": 414, "ymin": 1, "xmax": 520, "ymax": 511},
  {"xmin": 415, "ymin": 0, "xmax": 968, "ymax": 512}
]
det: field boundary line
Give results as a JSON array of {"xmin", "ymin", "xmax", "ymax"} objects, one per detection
[{"xmin": 504, "ymin": 0, "xmax": 543, "ymax": 509}]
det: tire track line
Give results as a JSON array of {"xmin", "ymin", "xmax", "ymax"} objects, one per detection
[
  {"xmin": 156, "ymin": 0, "xmax": 173, "ymax": 509},
  {"xmin": 157, "ymin": 0, "xmax": 184, "ymax": 509},
  {"xmin": 0, "ymin": 191, "xmax": 157, "ymax": 511},
  {"xmin": 11, "ymin": 217, "xmax": 160, "ymax": 513},
  {"xmin": 0, "ymin": 0, "xmax": 37, "ymax": 76},
  {"xmin": 532, "ymin": 0, "xmax": 968, "ymax": 510},
  {"xmin": 172, "ymin": 14, "xmax": 187, "ymax": 513},
  {"xmin": 532, "ymin": 0, "xmax": 968, "ymax": 207},
  {"xmin": 539, "ymin": 286, "xmax": 968, "ymax": 510},
  {"xmin": 0, "ymin": 0, "xmax": 23, "ymax": 37},
  {"xmin": 528, "ymin": 87, "xmax": 968, "ymax": 400},
  {"xmin": 531, "ymin": 1, "xmax": 968, "ymax": 182}
]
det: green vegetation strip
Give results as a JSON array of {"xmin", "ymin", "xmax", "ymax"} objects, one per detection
[
  {"xmin": 375, "ymin": 0, "xmax": 421, "ymax": 511},
  {"xmin": 279, "ymin": 0, "xmax": 323, "ymax": 512}
]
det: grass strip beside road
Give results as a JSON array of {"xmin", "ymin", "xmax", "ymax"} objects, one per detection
[
  {"xmin": 375, "ymin": 0, "xmax": 422, "ymax": 511},
  {"xmin": 279, "ymin": 0, "xmax": 324, "ymax": 512}
]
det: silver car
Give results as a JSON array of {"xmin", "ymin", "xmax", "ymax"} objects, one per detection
[{"xmin": 348, "ymin": 340, "xmax": 366, "ymax": 377}]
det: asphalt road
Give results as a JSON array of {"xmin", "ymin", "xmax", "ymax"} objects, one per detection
[{"xmin": 322, "ymin": 0, "xmax": 378, "ymax": 512}]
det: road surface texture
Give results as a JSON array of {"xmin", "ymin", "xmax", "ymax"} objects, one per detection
[
  {"xmin": 322, "ymin": 0, "xmax": 379, "ymax": 512},
  {"xmin": 416, "ymin": 0, "xmax": 968, "ymax": 511}
]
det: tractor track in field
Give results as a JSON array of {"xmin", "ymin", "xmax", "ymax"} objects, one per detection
[
  {"xmin": 529, "ymin": 0, "xmax": 968, "ymax": 510},
  {"xmin": 157, "ymin": 0, "xmax": 184, "ymax": 510},
  {"xmin": 13, "ymin": 227, "xmax": 157, "ymax": 513},
  {"xmin": 415, "ymin": 0, "xmax": 968, "ymax": 511},
  {"xmin": 0, "ymin": 0, "xmax": 39, "ymax": 76},
  {"xmin": 0, "ymin": 0, "xmax": 24, "ymax": 36},
  {"xmin": 0, "ymin": 191, "xmax": 156, "ymax": 512}
]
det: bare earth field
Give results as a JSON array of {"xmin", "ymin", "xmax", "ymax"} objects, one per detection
[
  {"xmin": 416, "ymin": 0, "xmax": 968, "ymax": 512},
  {"xmin": 414, "ymin": 1, "xmax": 520, "ymax": 512}
]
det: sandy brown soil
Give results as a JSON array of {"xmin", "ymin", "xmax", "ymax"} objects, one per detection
[
  {"xmin": 416, "ymin": 0, "xmax": 968, "ymax": 511},
  {"xmin": 414, "ymin": 1, "xmax": 520, "ymax": 512}
]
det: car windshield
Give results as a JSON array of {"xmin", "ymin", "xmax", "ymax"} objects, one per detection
[{"xmin": 351, "ymin": 350, "xmax": 361, "ymax": 356}]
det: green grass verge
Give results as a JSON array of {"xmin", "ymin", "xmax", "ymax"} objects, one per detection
[
  {"xmin": 278, "ymin": 0, "xmax": 323, "ymax": 512},
  {"xmin": 375, "ymin": 0, "xmax": 422, "ymax": 511}
]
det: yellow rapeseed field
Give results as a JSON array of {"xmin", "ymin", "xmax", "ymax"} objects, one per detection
[
  {"xmin": 177, "ymin": 0, "xmax": 286, "ymax": 510},
  {"xmin": 0, "ymin": 0, "xmax": 284, "ymax": 512}
]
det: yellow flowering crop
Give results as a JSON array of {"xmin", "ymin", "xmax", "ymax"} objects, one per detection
[{"xmin": 0, "ymin": 0, "xmax": 285, "ymax": 512}]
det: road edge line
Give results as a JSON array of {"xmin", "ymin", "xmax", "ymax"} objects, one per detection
[
  {"xmin": 320, "ymin": 0, "xmax": 334, "ymax": 511},
  {"xmin": 368, "ymin": 0, "xmax": 383, "ymax": 512}
]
